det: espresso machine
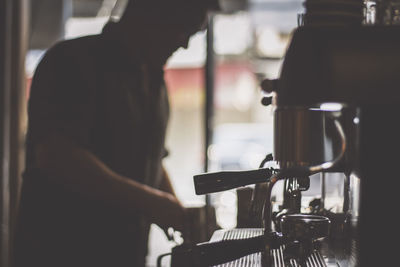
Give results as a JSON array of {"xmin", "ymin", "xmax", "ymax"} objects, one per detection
[{"xmin": 160, "ymin": 0, "xmax": 400, "ymax": 266}]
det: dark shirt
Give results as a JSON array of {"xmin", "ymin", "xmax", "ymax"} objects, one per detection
[{"xmin": 14, "ymin": 24, "xmax": 169, "ymax": 267}]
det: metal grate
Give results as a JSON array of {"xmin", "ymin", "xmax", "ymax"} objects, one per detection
[
  {"xmin": 211, "ymin": 228, "xmax": 263, "ymax": 267},
  {"xmin": 210, "ymin": 229, "xmax": 327, "ymax": 267},
  {"xmin": 305, "ymin": 251, "xmax": 326, "ymax": 267}
]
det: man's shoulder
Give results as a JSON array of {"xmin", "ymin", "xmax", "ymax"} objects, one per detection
[
  {"xmin": 45, "ymin": 35, "xmax": 101, "ymax": 62},
  {"xmin": 34, "ymin": 35, "xmax": 103, "ymax": 78}
]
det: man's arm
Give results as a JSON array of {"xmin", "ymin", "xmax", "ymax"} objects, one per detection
[
  {"xmin": 34, "ymin": 132, "xmax": 186, "ymax": 232},
  {"xmin": 160, "ymin": 166, "xmax": 177, "ymax": 196}
]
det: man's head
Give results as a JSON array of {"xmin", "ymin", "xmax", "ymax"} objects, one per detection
[{"xmin": 116, "ymin": 0, "xmax": 220, "ymax": 66}]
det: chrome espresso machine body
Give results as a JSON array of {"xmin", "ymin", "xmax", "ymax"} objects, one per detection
[
  {"xmin": 270, "ymin": 24, "xmax": 400, "ymax": 267},
  {"xmin": 164, "ymin": 2, "xmax": 400, "ymax": 267}
]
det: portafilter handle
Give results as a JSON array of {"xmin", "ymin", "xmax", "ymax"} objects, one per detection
[
  {"xmin": 170, "ymin": 235, "xmax": 265, "ymax": 267},
  {"xmin": 193, "ymin": 168, "xmax": 274, "ymax": 195}
]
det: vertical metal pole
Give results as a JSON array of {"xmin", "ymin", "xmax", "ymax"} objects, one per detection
[
  {"xmin": 1, "ymin": 0, "xmax": 13, "ymax": 266},
  {"xmin": 204, "ymin": 13, "xmax": 215, "ymax": 238},
  {"xmin": 1, "ymin": 0, "xmax": 28, "ymax": 265},
  {"xmin": 204, "ymin": 13, "xmax": 215, "ymax": 204}
]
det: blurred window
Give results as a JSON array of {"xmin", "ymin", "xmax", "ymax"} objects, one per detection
[{"xmin": 208, "ymin": 0, "xmax": 304, "ymax": 230}]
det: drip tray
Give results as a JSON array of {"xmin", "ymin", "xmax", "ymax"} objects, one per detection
[
  {"xmin": 209, "ymin": 228, "xmax": 329, "ymax": 267},
  {"xmin": 210, "ymin": 228, "xmax": 263, "ymax": 267}
]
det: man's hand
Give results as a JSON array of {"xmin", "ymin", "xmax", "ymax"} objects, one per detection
[{"xmin": 151, "ymin": 190, "xmax": 187, "ymax": 233}]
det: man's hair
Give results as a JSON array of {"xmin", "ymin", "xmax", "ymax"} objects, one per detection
[{"xmin": 120, "ymin": 0, "xmax": 220, "ymax": 24}]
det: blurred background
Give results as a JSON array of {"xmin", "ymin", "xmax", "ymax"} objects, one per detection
[{"xmin": 23, "ymin": 0, "xmax": 307, "ymax": 266}]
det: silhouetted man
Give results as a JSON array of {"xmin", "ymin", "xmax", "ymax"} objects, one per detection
[{"xmin": 14, "ymin": 0, "xmax": 219, "ymax": 266}]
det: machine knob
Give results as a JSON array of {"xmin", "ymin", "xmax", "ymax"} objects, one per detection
[
  {"xmin": 261, "ymin": 96, "xmax": 273, "ymax": 106},
  {"xmin": 260, "ymin": 78, "xmax": 279, "ymax": 93},
  {"xmin": 280, "ymin": 214, "xmax": 330, "ymax": 241}
]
